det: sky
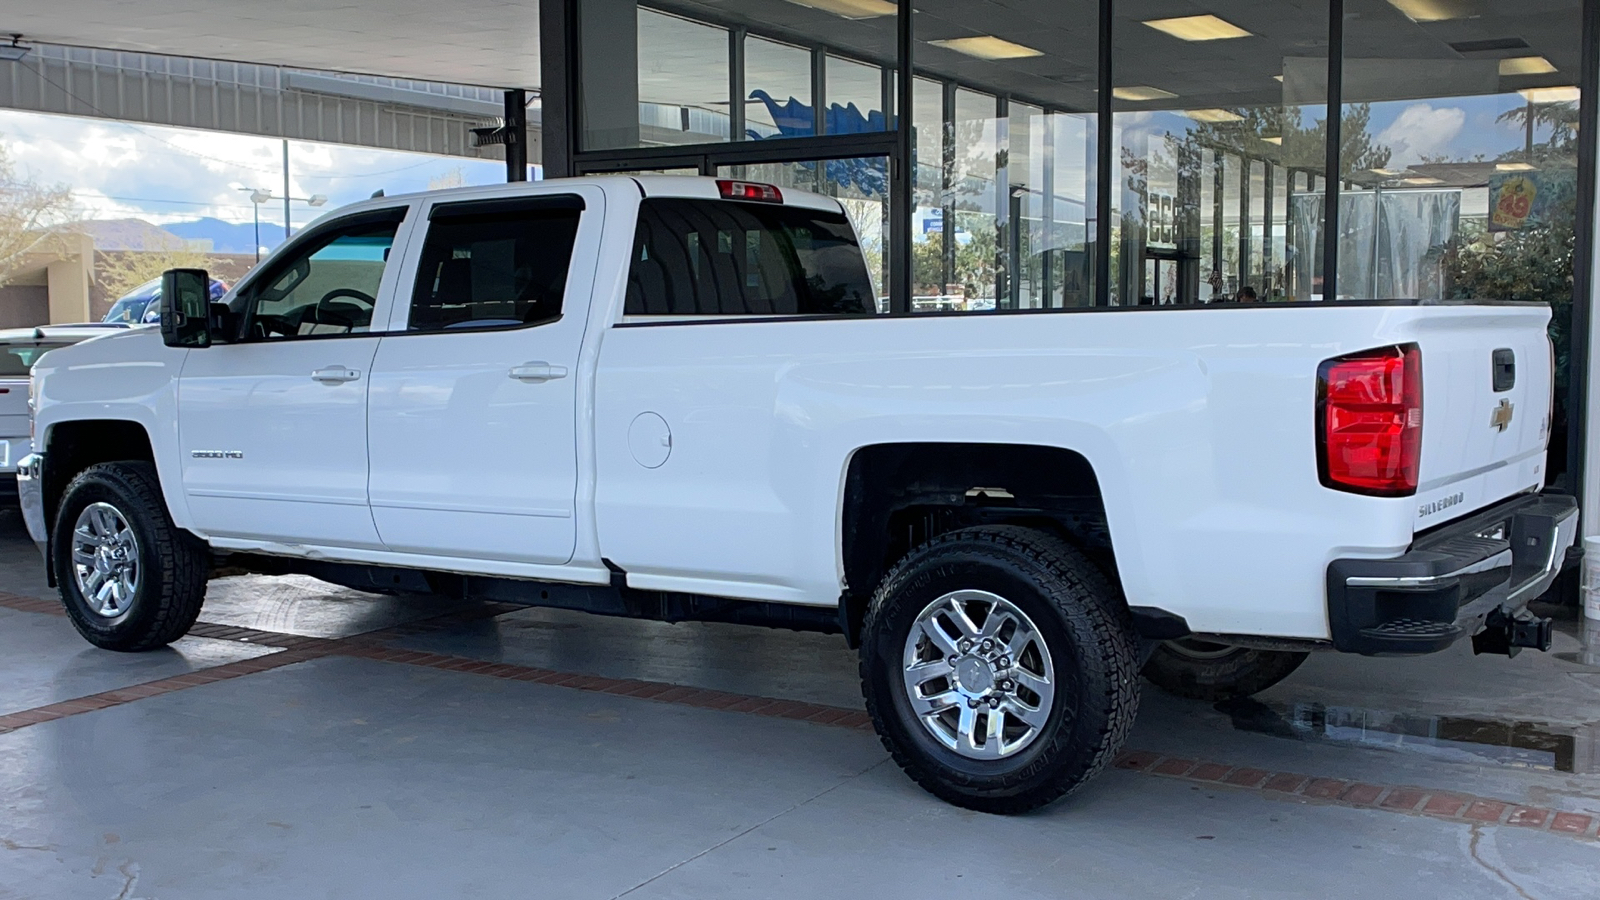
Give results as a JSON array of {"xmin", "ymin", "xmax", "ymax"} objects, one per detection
[{"xmin": 0, "ymin": 108, "xmax": 509, "ymax": 239}]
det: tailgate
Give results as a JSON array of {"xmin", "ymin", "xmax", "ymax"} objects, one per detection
[{"xmin": 1408, "ymin": 305, "xmax": 1552, "ymax": 532}]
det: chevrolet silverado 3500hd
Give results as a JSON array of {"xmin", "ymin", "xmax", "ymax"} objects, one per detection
[{"xmin": 18, "ymin": 176, "xmax": 1577, "ymax": 812}]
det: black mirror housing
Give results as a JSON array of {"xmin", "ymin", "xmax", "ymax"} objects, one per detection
[{"xmin": 159, "ymin": 269, "xmax": 212, "ymax": 348}]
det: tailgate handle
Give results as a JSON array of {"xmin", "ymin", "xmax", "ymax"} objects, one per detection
[{"xmin": 1492, "ymin": 348, "xmax": 1515, "ymax": 393}]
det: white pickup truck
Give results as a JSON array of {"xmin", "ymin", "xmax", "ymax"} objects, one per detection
[{"xmin": 18, "ymin": 176, "xmax": 1578, "ymax": 813}]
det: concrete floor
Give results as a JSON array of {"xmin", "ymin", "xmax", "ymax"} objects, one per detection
[{"xmin": 1, "ymin": 510, "xmax": 1598, "ymax": 899}]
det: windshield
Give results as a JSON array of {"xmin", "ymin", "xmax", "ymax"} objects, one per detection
[
  {"xmin": 0, "ymin": 343, "xmax": 70, "ymax": 377},
  {"xmin": 103, "ymin": 280, "xmax": 161, "ymax": 324}
]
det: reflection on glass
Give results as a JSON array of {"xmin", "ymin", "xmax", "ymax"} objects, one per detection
[
  {"xmin": 577, "ymin": 0, "xmax": 898, "ymax": 151},
  {"xmin": 826, "ymin": 56, "xmax": 889, "ymax": 135},
  {"xmin": 1112, "ymin": 4, "xmax": 1329, "ymax": 304},
  {"xmin": 635, "ymin": 9, "xmax": 730, "ymax": 147},
  {"xmin": 1339, "ymin": 0, "xmax": 1583, "ymax": 481},
  {"xmin": 912, "ymin": 1, "xmax": 1097, "ymax": 311},
  {"xmin": 745, "ymin": 37, "xmax": 813, "ymax": 139},
  {"xmin": 721, "ymin": 156, "xmax": 892, "ymax": 310}
]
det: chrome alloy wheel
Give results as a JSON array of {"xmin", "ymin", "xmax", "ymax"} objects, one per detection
[
  {"xmin": 901, "ymin": 590, "xmax": 1055, "ymax": 760},
  {"xmin": 70, "ymin": 502, "xmax": 141, "ymax": 618}
]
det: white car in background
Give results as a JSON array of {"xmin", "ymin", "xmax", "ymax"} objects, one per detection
[{"xmin": 0, "ymin": 325, "xmax": 126, "ymax": 498}]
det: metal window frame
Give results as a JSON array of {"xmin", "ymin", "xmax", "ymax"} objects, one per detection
[{"xmin": 545, "ymin": 0, "xmax": 1600, "ymax": 497}]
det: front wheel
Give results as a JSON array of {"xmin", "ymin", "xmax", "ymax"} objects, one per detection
[
  {"xmin": 53, "ymin": 462, "xmax": 208, "ymax": 651},
  {"xmin": 1141, "ymin": 639, "xmax": 1308, "ymax": 701},
  {"xmin": 860, "ymin": 526, "xmax": 1140, "ymax": 814}
]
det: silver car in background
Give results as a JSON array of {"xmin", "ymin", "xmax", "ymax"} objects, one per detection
[{"xmin": 0, "ymin": 324, "xmax": 126, "ymax": 499}]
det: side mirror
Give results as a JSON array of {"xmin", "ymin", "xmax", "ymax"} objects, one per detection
[{"xmin": 159, "ymin": 269, "xmax": 212, "ymax": 348}]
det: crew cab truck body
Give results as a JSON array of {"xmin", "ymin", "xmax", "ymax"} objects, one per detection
[{"xmin": 19, "ymin": 176, "xmax": 1577, "ymax": 813}]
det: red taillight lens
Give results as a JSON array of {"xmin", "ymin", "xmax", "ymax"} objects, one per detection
[
  {"xmin": 1317, "ymin": 344, "xmax": 1422, "ymax": 496},
  {"xmin": 716, "ymin": 179, "xmax": 783, "ymax": 203}
]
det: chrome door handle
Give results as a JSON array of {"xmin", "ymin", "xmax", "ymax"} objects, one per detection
[
  {"xmin": 311, "ymin": 366, "xmax": 361, "ymax": 384},
  {"xmin": 508, "ymin": 362, "xmax": 568, "ymax": 383}
]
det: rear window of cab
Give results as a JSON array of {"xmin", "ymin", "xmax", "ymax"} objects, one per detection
[{"xmin": 624, "ymin": 198, "xmax": 877, "ymax": 317}]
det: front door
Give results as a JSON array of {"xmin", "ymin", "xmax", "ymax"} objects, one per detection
[
  {"xmin": 178, "ymin": 207, "xmax": 411, "ymax": 548},
  {"xmin": 365, "ymin": 191, "xmax": 598, "ymax": 565}
]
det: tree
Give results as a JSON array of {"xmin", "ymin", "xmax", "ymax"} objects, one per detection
[
  {"xmin": 98, "ymin": 245, "xmax": 218, "ymax": 302},
  {"xmin": 0, "ymin": 141, "xmax": 77, "ymax": 289}
]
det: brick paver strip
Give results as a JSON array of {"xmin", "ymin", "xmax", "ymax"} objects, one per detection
[
  {"xmin": 1340, "ymin": 783, "xmax": 1384, "ymax": 805},
  {"xmin": 1151, "ymin": 758, "xmax": 1196, "ymax": 777},
  {"xmin": 3, "ymin": 587, "xmax": 1597, "ymax": 843},
  {"xmin": 1508, "ymin": 807, "xmax": 1549, "ymax": 828},
  {"xmin": 1551, "ymin": 812, "xmax": 1595, "ymax": 835},
  {"xmin": 1464, "ymin": 801, "xmax": 1509, "ymax": 823},
  {"xmin": 1380, "ymin": 788, "xmax": 1426, "ymax": 812},
  {"xmin": 1223, "ymin": 768, "xmax": 1271, "ymax": 788}
]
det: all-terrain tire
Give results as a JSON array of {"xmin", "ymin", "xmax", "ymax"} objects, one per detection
[
  {"xmin": 860, "ymin": 525, "xmax": 1140, "ymax": 814},
  {"xmin": 52, "ymin": 461, "xmax": 208, "ymax": 651},
  {"xmin": 1141, "ymin": 640, "xmax": 1308, "ymax": 701}
]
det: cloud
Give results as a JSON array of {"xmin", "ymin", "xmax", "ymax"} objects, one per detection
[
  {"xmin": 0, "ymin": 109, "xmax": 503, "ymax": 232},
  {"xmin": 1374, "ymin": 103, "xmax": 1467, "ymax": 166}
]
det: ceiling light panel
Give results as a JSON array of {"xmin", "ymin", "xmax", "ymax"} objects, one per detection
[
  {"xmin": 1520, "ymin": 86, "xmax": 1581, "ymax": 103},
  {"xmin": 1113, "ymin": 85, "xmax": 1178, "ymax": 101},
  {"xmin": 1495, "ymin": 162, "xmax": 1537, "ymax": 171},
  {"xmin": 1386, "ymin": 0, "xmax": 1464, "ymax": 22},
  {"xmin": 1499, "ymin": 56, "xmax": 1557, "ymax": 76},
  {"xmin": 1143, "ymin": 14, "xmax": 1253, "ymax": 41},
  {"xmin": 781, "ymin": 0, "xmax": 896, "ymax": 19},
  {"xmin": 1184, "ymin": 108, "xmax": 1245, "ymax": 123},
  {"xmin": 927, "ymin": 36, "xmax": 1043, "ymax": 60}
]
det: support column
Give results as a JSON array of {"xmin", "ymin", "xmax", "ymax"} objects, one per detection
[
  {"xmin": 45, "ymin": 234, "xmax": 92, "ymax": 324},
  {"xmin": 505, "ymin": 89, "xmax": 529, "ymax": 182}
]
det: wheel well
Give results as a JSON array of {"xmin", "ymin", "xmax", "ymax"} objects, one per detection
[
  {"xmin": 839, "ymin": 443, "xmax": 1114, "ymax": 646},
  {"xmin": 42, "ymin": 420, "xmax": 156, "ymax": 529}
]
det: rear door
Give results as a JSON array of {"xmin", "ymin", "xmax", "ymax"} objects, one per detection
[{"xmin": 365, "ymin": 189, "xmax": 602, "ymax": 564}]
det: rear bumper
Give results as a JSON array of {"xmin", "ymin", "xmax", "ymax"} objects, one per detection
[{"xmin": 1326, "ymin": 491, "xmax": 1577, "ymax": 655}]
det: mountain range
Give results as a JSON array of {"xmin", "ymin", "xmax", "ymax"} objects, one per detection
[{"xmin": 78, "ymin": 217, "xmax": 282, "ymax": 255}]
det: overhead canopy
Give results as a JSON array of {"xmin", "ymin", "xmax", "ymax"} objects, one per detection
[{"xmin": 2, "ymin": 0, "xmax": 541, "ymax": 89}]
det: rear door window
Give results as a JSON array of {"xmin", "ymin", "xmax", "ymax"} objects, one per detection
[
  {"xmin": 407, "ymin": 197, "xmax": 583, "ymax": 332},
  {"xmin": 625, "ymin": 199, "xmax": 877, "ymax": 317}
]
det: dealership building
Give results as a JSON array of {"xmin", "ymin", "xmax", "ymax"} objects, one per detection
[{"xmin": 6, "ymin": 0, "xmax": 1600, "ymax": 561}]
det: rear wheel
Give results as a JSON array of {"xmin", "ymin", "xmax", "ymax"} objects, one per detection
[
  {"xmin": 860, "ymin": 526, "xmax": 1139, "ymax": 814},
  {"xmin": 1141, "ymin": 639, "xmax": 1308, "ymax": 701},
  {"xmin": 53, "ymin": 462, "xmax": 208, "ymax": 651}
]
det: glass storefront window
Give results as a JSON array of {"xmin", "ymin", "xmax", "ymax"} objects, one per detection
[
  {"xmin": 912, "ymin": 1, "xmax": 1099, "ymax": 311},
  {"xmin": 1112, "ymin": 3, "xmax": 1329, "ymax": 305},
  {"xmin": 1340, "ymin": 0, "xmax": 1584, "ymax": 481},
  {"xmin": 826, "ymin": 56, "xmax": 889, "ymax": 135},
  {"xmin": 577, "ymin": 0, "xmax": 898, "ymax": 152},
  {"xmin": 911, "ymin": 77, "xmax": 948, "ymax": 302},
  {"xmin": 745, "ymin": 36, "xmax": 813, "ymax": 139}
]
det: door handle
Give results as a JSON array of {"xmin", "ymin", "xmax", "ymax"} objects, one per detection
[
  {"xmin": 508, "ymin": 362, "xmax": 569, "ymax": 383},
  {"xmin": 311, "ymin": 366, "xmax": 361, "ymax": 384}
]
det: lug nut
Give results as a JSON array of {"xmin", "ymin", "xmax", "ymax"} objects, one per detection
[
  {"xmin": 947, "ymin": 656, "xmax": 959, "ymax": 667},
  {"xmin": 980, "ymin": 639, "xmax": 994, "ymax": 652},
  {"xmin": 996, "ymin": 656, "xmax": 1010, "ymax": 669},
  {"xmin": 998, "ymin": 679, "xmax": 1014, "ymax": 692},
  {"xmin": 967, "ymin": 698, "xmax": 980, "ymax": 708},
  {"xmin": 987, "ymin": 697, "xmax": 1001, "ymax": 709},
  {"xmin": 958, "ymin": 639, "xmax": 973, "ymax": 653}
]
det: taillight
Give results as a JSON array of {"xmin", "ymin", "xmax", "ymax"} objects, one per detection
[
  {"xmin": 717, "ymin": 180, "xmax": 783, "ymax": 203},
  {"xmin": 1317, "ymin": 344, "xmax": 1422, "ymax": 496}
]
